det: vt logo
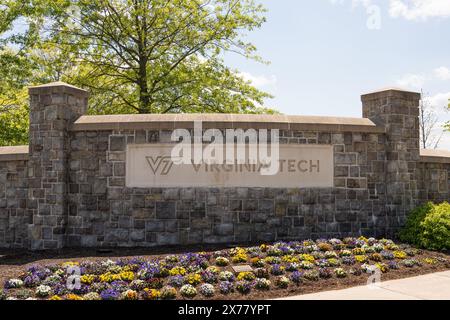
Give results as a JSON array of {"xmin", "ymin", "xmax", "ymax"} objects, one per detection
[{"xmin": 146, "ymin": 156, "xmax": 174, "ymax": 175}]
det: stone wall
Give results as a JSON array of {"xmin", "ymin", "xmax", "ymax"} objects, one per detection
[
  {"xmin": 417, "ymin": 160, "xmax": 450, "ymax": 204},
  {"xmin": 0, "ymin": 82, "xmax": 449, "ymax": 250},
  {"xmin": 65, "ymin": 129, "xmax": 388, "ymax": 248},
  {"xmin": 27, "ymin": 83, "xmax": 88, "ymax": 250},
  {"xmin": 0, "ymin": 147, "xmax": 29, "ymax": 248}
]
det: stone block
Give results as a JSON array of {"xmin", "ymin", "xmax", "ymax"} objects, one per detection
[
  {"xmin": 213, "ymin": 223, "xmax": 234, "ymax": 236},
  {"xmin": 130, "ymin": 230, "xmax": 145, "ymax": 242},
  {"xmin": 145, "ymin": 220, "xmax": 165, "ymax": 232},
  {"xmin": 109, "ymin": 136, "xmax": 126, "ymax": 151},
  {"xmin": 156, "ymin": 233, "xmax": 178, "ymax": 245},
  {"xmin": 154, "ymin": 201, "xmax": 176, "ymax": 219}
]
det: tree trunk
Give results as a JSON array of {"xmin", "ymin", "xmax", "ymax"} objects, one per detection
[{"xmin": 138, "ymin": 63, "xmax": 150, "ymax": 114}]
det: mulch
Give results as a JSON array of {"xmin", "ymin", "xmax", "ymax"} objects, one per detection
[{"xmin": 1, "ymin": 244, "xmax": 449, "ymax": 300}]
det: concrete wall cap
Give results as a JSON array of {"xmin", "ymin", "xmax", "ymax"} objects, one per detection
[
  {"xmin": 420, "ymin": 149, "xmax": 450, "ymax": 164},
  {"xmin": 0, "ymin": 145, "xmax": 29, "ymax": 161},
  {"xmin": 28, "ymin": 81, "xmax": 89, "ymax": 96},
  {"xmin": 361, "ymin": 87, "xmax": 421, "ymax": 101},
  {"xmin": 71, "ymin": 114, "xmax": 385, "ymax": 133}
]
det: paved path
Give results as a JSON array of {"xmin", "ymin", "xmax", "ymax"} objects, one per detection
[{"xmin": 277, "ymin": 271, "xmax": 450, "ymax": 300}]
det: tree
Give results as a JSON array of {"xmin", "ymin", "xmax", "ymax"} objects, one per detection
[
  {"xmin": 447, "ymin": 99, "xmax": 450, "ymax": 131},
  {"xmin": 0, "ymin": 0, "xmax": 63, "ymax": 145},
  {"xmin": 0, "ymin": 0, "xmax": 277, "ymax": 145},
  {"xmin": 1, "ymin": 0, "xmax": 275, "ymax": 115},
  {"xmin": 419, "ymin": 90, "xmax": 442, "ymax": 150}
]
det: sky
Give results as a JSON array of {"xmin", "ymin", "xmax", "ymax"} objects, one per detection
[{"xmin": 225, "ymin": 0, "xmax": 450, "ymax": 149}]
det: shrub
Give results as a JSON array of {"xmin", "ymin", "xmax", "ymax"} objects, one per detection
[
  {"xmin": 285, "ymin": 262, "xmax": 299, "ymax": 271},
  {"xmin": 289, "ymin": 271, "xmax": 302, "ymax": 284},
  {"xmin": 303, "ymin": 270, "xmax": 320, "ymax": 281},
  {"xmin": 215, "ymin": 257, "xmax": 229, "ymax": 267},
  {"xmin": 142, "ymin": 288, "xmax": 160, "ymax": 300},
  {"xmin": 237, "ymin": 272, "xmax": 256, "ymax": 281},
  {"xmin": 370, "ymin": 253, "xmax": 383, "ymax": 262},
  {"xmin": 235, "ymin": 281, "xmax": 252, "ymax": 294},
  {"xmin": 100, "ymin": 289, "xmax": 120, "ymax": 300},
  {"xmin": 180, "ymin": 284, "xmax": 197, "ymax": 298},
  {"xmin": 121, "ymin": 289, "xmax": 138, "ymax": 300},
  {"xmin": 388, "ymin": 261, "xmax": 399, "ymax": 270},
  {"xmin": 299, "ymin": 261, "xmax": 314, "ymax": 270},
  {"xmin": 334, "ymin": 268, "xmax": 347, "ymax": 278},
  {"xmin": 4, "ymin": 279, "xmax": 23, "ymax": 289},
  {"xmin": 250, "ymin": 257, "xmax": 264, "ymax": 267},
  {"xmin": 35, "ymin": 285, "xmax": 52, "ymax": 297},
  {"xmin": 147, "ymin": 278, "xmax": 164, "ymax": 289},
  {"xmin": 319, "ymin": 268, "xmax": 333, "ymax": 279},
  {"xmin": 255, "ymin": 278, "xmax": 271, "ymax": 290},
  {"xmin": 354, "ymin": 255, "xmax": 368, "ymax": 263},
  {"xmin": 380, "ymin": 250, "xmax": 394, "ymax": 260},
  {"xmin": 349, "ymin": 268, "xmax": 362, "ymax": 276},
  {"xmin": 375, "ymin": 263, "xmax": 388, "ymax": 273},
  {"xmin": 275, "ymin": 276, "xmax": 290, "ymax": 288},
  {"xmin": 160, "ymin": 286, "xmax": 177, "ymax": 300},
  {"xmin": 169, "ymin": 267, "xmax": 186, "ymax": 276},
  {"xmin": 83, "ymin": 292, "xmax": 101, "ymax": 300},
  {"xmin": 254, "ymin": 268, "xmax": 269, "ymax": 279},
  {"xmin": 318, "ymin": 243, "xmax": 333, "ymax": 252},
  {"xmin": 185, "ymin": 274, "xmax": 202, "ymax": 286},
  {"xmin": 342, "ymin": 256, "xmax": 355, "ymax": 265},
  {"xmin": 269, "ymin": 264, "xmax": 285, "ymax": 276},
  {"xmin": 403, "ymin": 259, "xmax": 420, "ymax": 268},
  {"xmin": 201, "ymin": 270, "xmax": 218, "ymax": 284},
  {"xmin": 219, "ymin": 281, "xmax": 234, "ymax": 295},
  {"xmin": 168, "ymin": 275, "xmax": 185, "ymax": 288},
  {"xmin": 218, "ymin": 271, "xmax": 235, "ymax": 282},
  {"xmin": 199, "ymin": 284, "xmax": 215, "ymax": 297},
  {"xmin": 399, "ymin": 202, "xmax": 450, "ymax": 251},
  {"xmin": 393, "ymin": 251, "xmax": 407, "ymax": 259},
  {"xmin": 423, "ymin": 258, "xmax": 437, "ymax": 265}
]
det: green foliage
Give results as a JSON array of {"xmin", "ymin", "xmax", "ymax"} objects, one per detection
[
  {"xmin": 0, "ymin": 88, "xmax": 29, "ymax": 146},
  {"xmin": 0, "ymin": 0, "xmax": 278, "ymax": 146},
  {"xmin": 400, "ymin": 202, "xmax": 450, "ymax": 251},
  {"xmin": 54, "ymin": 0, "xmax": 274, "ymax": 114},
  {"xmin": 447, "ymin": 99, "xmax": 449, "ymax": 131}
]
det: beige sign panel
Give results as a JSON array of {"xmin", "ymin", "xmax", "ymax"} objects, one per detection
[{"xmin": 126, "ymin": 144, "xmax": 334, "ymax": 188}]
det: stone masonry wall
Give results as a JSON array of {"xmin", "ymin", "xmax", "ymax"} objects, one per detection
[
  {"xmin": 0, "ymin": 159, "xmax": 29, "ymax": 248},
  {"xmin": 417, "ymin": 161, "xmax": 450, "ymax": 204},
  {"xmin": 65, "ymin": 129, "xmax": 390, "ymax": 248},
  {"xmin": 362, "ymin": 89, "xmax": 421, "ymax": 229},
  {"xmin": 27, "ymin": 83, "xmax": 88, "ymax": 250},
  {"xmin": 0, "ymin": 82, "xmax": 449, "ymax": 250}
]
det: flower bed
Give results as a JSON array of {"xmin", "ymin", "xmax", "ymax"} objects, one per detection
[{"xmin": 1, "ymin": 237, "xmax": 449, "ymax": 300}]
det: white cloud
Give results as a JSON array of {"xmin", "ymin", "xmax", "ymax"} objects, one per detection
[
  {"xmin": 429, "ymin": 92, "xmax": 450, "ymax": 110},
  {"xmin": 389, "ymin": 0, "xmax": 450, "ymax": 21},
  {"xmin": 329, "ymin": 0, "xmax": 374, "ymax": 9},
  {"xmin": 329, "ymin": 0, "xmax": 346, "ymax": 5},
  {"xmin": 238, "ymin": 72, "xmax": 277, "ymax": 88},
  {"xmin": 424, "ymin": 92, "xmax": 450, "ymax": 150},
  {"xmin": 434, "ymin": 66, "xmax": 450, "ymax": 80},
  {"xmin": 395, "ymin": 66, "xmax": 450, "ymax": 89},
  {"xmin": 351, "ymin": 0, "xmax": 373, "ymax": 8},
  {"xmin": 329, "ymin": 0, "xmax": 450, "ymax": 21},
  {"xmin": 396, "ymin": 73, "xmax": 427, "ymax": 89}
]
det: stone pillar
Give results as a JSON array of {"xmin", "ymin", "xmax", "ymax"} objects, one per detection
[
  {"xmin": 361, "ymin": 88, "xmax": 421, "ymax": 236},
  {"xmin": 28, "ymin": 82, "xmax": 88, "ymax": 250}
]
